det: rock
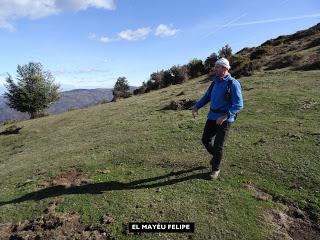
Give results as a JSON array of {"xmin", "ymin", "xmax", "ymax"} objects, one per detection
[
  {"xmin": 97, "ymin": 169, "xmax": 111, "ymax": 174},
  {"xmin": 101, "ymin": 214, "xmax": 114, "ymax": 224}
]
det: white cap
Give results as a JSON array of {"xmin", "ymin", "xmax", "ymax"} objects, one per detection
[{"xmin": 215, "ymin": 58, "xmax": 231, "ymax": 70}]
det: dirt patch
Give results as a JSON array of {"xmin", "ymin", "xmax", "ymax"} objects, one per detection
[
  {"xmin": 246, "ymin": 184, "xmax": 273, "ymax": 201},
  {"xmin": 38, "ymin": 168, "xmax": 91, "ymax": 189},
  {"xmin": 263, "ymin": 204, "xmax": 320, "ymax": 240},
  {"xmin": 0, "ymin": 201, "xmax": 113, "ymax": 240},
  {"xmin": 0, "ymin": 125, "xmax": 23, "ymax": 136},
  {"xmin": 247, "ymin": 184, "xmax": 320, "ymax": 239},
  {"xmin": 162, "ymin": 99, "xmax": 196, "ymax": 110}
]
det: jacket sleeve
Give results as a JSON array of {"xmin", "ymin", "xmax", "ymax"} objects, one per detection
[
  {"xmin": 227, "ymin": 80, "xmax": 244, "ymax": 117},
  {"xmin": 195, "ymin": 83, "xmax": 212, "ymax": 109}
]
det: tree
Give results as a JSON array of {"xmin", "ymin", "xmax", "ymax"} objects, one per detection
[
  {"xmin": 114, "ymin": 76, "xmax": 129, "ymax": 93},
  {"xmin": 161, "ymin": 70, "xmax": 173, "ymax": 87},
  {"xmin": 147, "ymin": 71, "xmax": 164, "ymax": 90},
  {"xmin": 218, "ymin": 44, "xmax": 233, "ymax": 60},
  {"xmin": 4, "ymin": 62, "xmax": 60, "ymax": 119},
  {"xmin": 112, "ymin": 76, "xmax": 131, "ymax": 101},
  {"xmin": 170, "ymin": 65, "xmax": 188, "ymax": 84},
  {"xmin": 187, "ymin": 59, "xmax": 205, "ymax": 79},
  {"xmin": 204, "ymin": 52, "xmax": 218, "ymax": 73}
]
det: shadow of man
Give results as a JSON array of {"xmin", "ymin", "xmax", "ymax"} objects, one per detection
[{"xmin": 0, "ymin": 166, "xmax": 210, "ymax": 206}]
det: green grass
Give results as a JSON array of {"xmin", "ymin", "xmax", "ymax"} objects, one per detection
[{"xmin": 0, "ymin": 70, "xmax": 319, "ymax": 239}]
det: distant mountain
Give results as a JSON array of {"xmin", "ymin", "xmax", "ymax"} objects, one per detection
[
  {"xmin": 48, "ymin": 88, "xmax": 114, "ymax": 114},
  {"xmin": 0, "ymin": 86, "xmax": 138, "ymax": 123},
  {"xmin": 0, "ymin": 95, "xmax": 28, "ymax": 122}
]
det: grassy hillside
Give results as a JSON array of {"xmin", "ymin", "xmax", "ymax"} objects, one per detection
[
  {"xmin": 0, "ymin": 69, "xmax": 319, "ymax": 239},
  {"xmin": 231, "ymin": 23, "xmax": 320, "ymax": 77}
]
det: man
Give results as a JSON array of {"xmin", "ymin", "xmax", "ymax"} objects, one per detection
[{"xmin": 192, "ymin": 57, "xmax": 243, "ymax": 180}]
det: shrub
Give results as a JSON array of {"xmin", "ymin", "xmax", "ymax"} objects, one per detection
[
  {"xmin": 250, "ymin": 46, "xmax": 270, "ymax": 60},
  {"xmin": 113, "ymin": 77, "xmax": 131, "ymax": 100},
  {"xmin": 170, "ymin": 65, "xmax": 188, "ymax": 84},
  {"xmin": 218, "ymin": 44, "xmax": 233, "ymax": 60},
  {"xmin": 267, "ymin": 54, "xmax": 303, "ymax": 70},
  {"xmin": 284, "ymin": 29, "xmax": 316, "ymax": 43},
  {"xmin": 133, "ymin": 85, "xmax": 148, "ymax": 95},
  {"xmin": 204, "ymin": 53, "xmax": 218, "ymax": 73},
  {"xmin": 231, "ymin": 59, "xmax": 262, "ymax": 78},
  {"xmin": 187, "ymin": 59, "xmax": 205, "ymax": 79},
  {"xmin": 261, "ymin": 35, "xmax": 287, "ymax": 46},
  {"xmin": 297, "ymin": 61, "xmax": 320, "ymax": 71},
  {"xmin": 304, "ymin": 38, "xmax": 320, "ymax": 49}
]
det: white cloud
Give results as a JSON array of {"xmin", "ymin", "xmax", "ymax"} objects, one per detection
[
  {"xmin": 155, "ymin": 24, "xmax": 179, "ymax": 37},
  {"xmin": 99, "ymin": 36, "xmax": 120, "ymax": 43},
  {"xmin": 92, "ymin": 24, "xmax": 180, "ymax": 44},
  {"xmin": 0, "ymin": 20, "xmax": 16, "ymax": 32},
  {"xmin": 118, "ymin": 27, "xmax": 151, "ymax": 41},
  {"xmin": 0, "ymin": 0, "xmax": 115, "ymax": 31},
  {"xmin": 55, "ymin": 0, "xmax": 115, "ymax": 11},
  {"xmin": 88, "ymin": 32, "xmax": 97, "ymax": 39},
  {"xmin": 100, "ymin": 36, "xmax": 113, "ymax": 43}
]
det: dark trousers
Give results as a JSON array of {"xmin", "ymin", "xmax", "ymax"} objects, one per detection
[{"xmin": 201, "ymin": 119, "xmax": 231, "ymax": 171}]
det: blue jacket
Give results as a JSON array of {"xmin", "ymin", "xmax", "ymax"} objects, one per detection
[{"xmin": 195, "ymin": 73, "xmax": 244, "ymax": 122}]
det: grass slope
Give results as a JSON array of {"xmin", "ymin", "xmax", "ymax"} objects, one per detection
[{"xmin": 0, "ymin": 70, "xmax": 319, "ymax": 239}]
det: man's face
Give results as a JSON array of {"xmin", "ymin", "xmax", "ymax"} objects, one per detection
[{"xmin": 214, "ymin": 64, "xmax": 228, "ymax": 77}]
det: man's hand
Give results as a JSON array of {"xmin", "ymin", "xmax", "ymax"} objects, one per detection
[
  {"xmin": 216, "ymin": 114, "xmax": 228, "ymax": 125},
  {"xmin": 192, "ymin": 105, "xmax": 198, "ymax": 118}
]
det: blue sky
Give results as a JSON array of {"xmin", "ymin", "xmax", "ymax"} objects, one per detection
[{"xmin": 0, "ymin": 0, "xmax": 319, "ymax": 93}]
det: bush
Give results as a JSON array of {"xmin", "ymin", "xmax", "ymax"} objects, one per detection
[
  {"xmin": 133, "ymin": 85, "xmax": 148, "ymax": 95},
  {"xmin": 204, "ymin": 53, "xmax": 218, "ymax": 73},
  {"xmin": 231, "ymin": 55, "xmax": 248, "ymax": 69},
  {"xmin": 112, "ymin": 90, "xmax": 132, "ymax": 101},
  {"xmin": 231, "ymin": 59, "xmax": 262, "ymax": 78},
  {"xmin": 284, "ymin": 29, "xmax": 316, "ymax": 43},
  {"xmin": 267, "ymin": 54, "xmax": 303, "ymax": 70},
  {"xmin": 114, "ymin": 77, "xmax": 129, "ymax": 92},
  {"xmin": 304, "ymin": 38, "xmax": 320, "ymax": 49},
  {"xmin": 113, "ymin": 77, "xmax": 131, "ymax": 100},
  {"xmin": 170, "ymin": 65, "xmax": 188, "ymax": 84},
  {"xmin": 161, "ymin": 70, "xmax": 174, "ymax": 87},
  {"xmin": 187, "ymin": 59, "xmax": 205, "ymax": 79},
  {"xmin": 261, "ymin": 35, "xmax": 287, "ymax": 46},
  {"xmin": 218, "ymin": 44, "xmax": 233, "ymax": 60},
  {"xmin": 297, "ymin": 61, "xmax": 320, "ymax": 71},
  {"xmin": 250, "ymin": 46, "xmax": 270, "ymax": 60},
  {"xmin": 148, "ymin": 71, "xmax": 165, "ymax": 90},
  {"xmin": 235, "ymin": 47, "xmax": 255, "ymax": 55}
]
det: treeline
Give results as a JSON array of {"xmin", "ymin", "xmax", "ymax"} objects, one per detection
[{"xmin": 133, "ymin": 44, "xmax": 233, "ymax": 95}]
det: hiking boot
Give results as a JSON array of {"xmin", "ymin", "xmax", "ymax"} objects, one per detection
[{"xmin": 209, "ymin": 169, "xmax": 220, "ymax": 180}]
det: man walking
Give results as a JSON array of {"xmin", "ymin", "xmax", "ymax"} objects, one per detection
[{"xmin": 192, "ymin": 58, "xmax": 243, "ymax": 180}]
